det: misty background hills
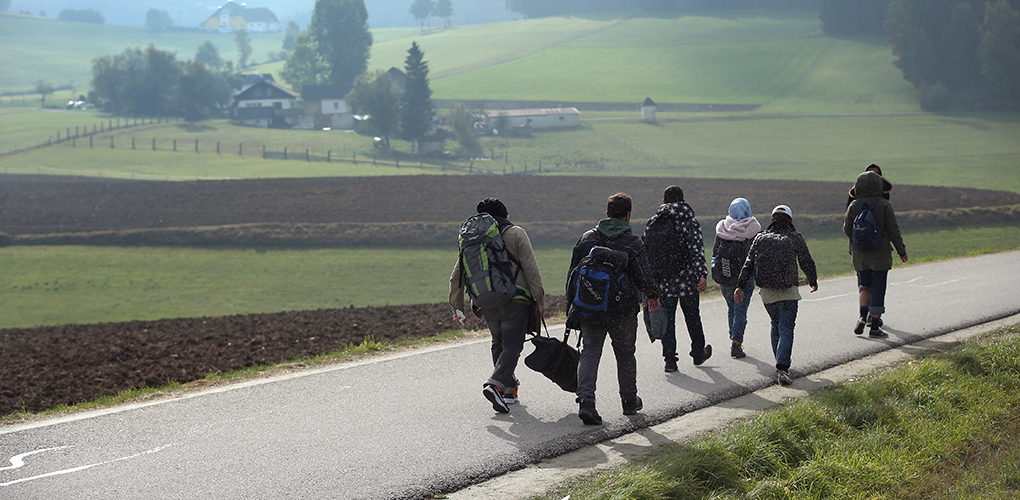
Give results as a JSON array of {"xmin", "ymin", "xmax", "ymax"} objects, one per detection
[{"xmin": 9, "ymin": 0, "xmax": 517, "ymax": 29}]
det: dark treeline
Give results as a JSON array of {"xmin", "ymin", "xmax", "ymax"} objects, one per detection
[
  {"xmin": 57, "ymin": 8, "xmax": 105, "ymax": 24},
  {"xmin": 501, "ymin": 0, "xmax": 819, "ymax": 17},
  {"xmin": 91, "ymin": 46, "xmax": 242, "ymax": 122}
]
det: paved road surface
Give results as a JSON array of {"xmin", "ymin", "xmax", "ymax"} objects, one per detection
[{"xmin": 2, "ymin": 251, "xmax": 1019, "ymax": 499}]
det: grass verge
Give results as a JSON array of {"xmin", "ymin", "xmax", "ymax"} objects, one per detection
[{"xmin": 534, "ymin": 323, "xmax": 1020, "ymax": 500}]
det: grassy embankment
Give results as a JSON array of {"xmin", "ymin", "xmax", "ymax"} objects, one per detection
[
  {"xmin": 2, "ymin": 223, "xmax": 1019, "ymax": 330},
  {"xmin": 532, "ymin": 324, "xmax": 1020, "ymax": 499}
]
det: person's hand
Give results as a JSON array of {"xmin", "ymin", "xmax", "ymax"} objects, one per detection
[
  {"xmin": 810, "ymin": 284, "xmax": 818, "ymax": 293},
  {"xmin": 697, "ymin": 277, "xmax": 707, "ymax": 292},
  {"xmin": 901, "ymin": 254, "xmax": 908, "ymax": 263},
  {"xmin": 538, "ymin": 304, "xmax": 546, "ymax": 318},
  {"xmin": 647, "ymin": 298, "xmax": 660, "ymax": 312},
  {"xmin": 734, "ymin": 288, "xmax": 745, "ymax": 304},
  {"xmin": 453, "ymin": 309, "xmax": 466, "ymax": 326}
]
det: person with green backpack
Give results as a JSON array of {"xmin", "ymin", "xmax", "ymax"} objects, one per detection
[{"xmin": 449, "ymin": 198, "xmax": 546, "ymax": 414}]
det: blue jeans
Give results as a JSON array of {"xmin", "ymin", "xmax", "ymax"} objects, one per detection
[
  {"xmin": 857, "ymin": 270, "xmax": 888, "ymax": 315},
  {"xmin": 481, "ymin": 300, "xmax": 530, "ymax": 391},
  {"xmin": 763, "ymin": 300, "xmax": 797, "ymax": 371},
  {"xmin": 577, "ymin": 314, "xmax": 638, "ymax": 402},
  {"xmin": 659, "ymin": 294, "xmax": 706, "ymax": 363},
  {"xmin": 720, "ymin": 277, "xmax": 755, "ymax": 344}
]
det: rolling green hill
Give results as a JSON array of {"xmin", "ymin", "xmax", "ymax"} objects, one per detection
[
  {"xmin": 3, "ymin": 10, "xmax": 919, "ymax": 113},
  {"xmin": 0, "ymin": 12, "xmax": 285, "ymax": 93}
]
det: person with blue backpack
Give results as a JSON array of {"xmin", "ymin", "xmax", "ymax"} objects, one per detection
[
  {"xmin": 449, "ymin": 197, "xmax": 546, "ymax": 414},
  {"xmin": 843, "ymin": 171, "xmax": 908, "ymax": 338},
  {"xmin": 567, "ymin": 193, "xmax": 661, "ymax": 425}
]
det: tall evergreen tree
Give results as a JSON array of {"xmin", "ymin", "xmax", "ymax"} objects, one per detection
[
  {"xmin": 235, "ymin": 29, "xmax": 252, "ymax": 68},
  {"xmin": 400, "ymin": 42, "xmax": 435, "ymax": 145},
  {"xmin": 308, "ymin": 0, "xmax": 373, "ymax": 91}
]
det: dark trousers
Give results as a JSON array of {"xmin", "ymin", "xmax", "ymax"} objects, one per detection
[
  {"xmin": 576, "ymin": 314, "xmax": 639, "ymax": 402},
  {"xmin": 659, "ymin": 294, "xmax": 707, "ymax": 362},
  {"xmin": 481, "ymin": 300, "xmax": 531, "ymax": 391}
]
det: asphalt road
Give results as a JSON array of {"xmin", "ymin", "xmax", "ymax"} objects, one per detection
[{"xmin": 2, "ymin": 250, "xmax": 1019, "ymax": 499}]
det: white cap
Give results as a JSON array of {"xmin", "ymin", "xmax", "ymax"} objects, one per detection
[{"xmin": 772, "ymin": 205, "xmax": 792, "ymax": 217}]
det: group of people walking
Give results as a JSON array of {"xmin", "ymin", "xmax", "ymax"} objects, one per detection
[{"xmin": 450, "ymin": 165, "xmax": 907, "ymax": 424}]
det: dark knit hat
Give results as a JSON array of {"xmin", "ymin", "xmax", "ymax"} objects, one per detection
[{"xmin": 476, "ymin": 197, "xmax": 508, "ymax": 219}]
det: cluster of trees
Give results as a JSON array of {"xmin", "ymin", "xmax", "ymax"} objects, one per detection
[
  {"xmin": 819, "ymin": 0, "xmax": 891, "ymax": 35},
  {"xmin": 409, "ymin": 0, "xmax": 454, "ymax": 30},
  {"xmin": 886, "ymin": 0, "xmax": 1020, "ymax": 110},
  {"xmin": 145, "ymin": 8, "xmax": 174, "ymax": 31},
  {"xmin": 280, "ymin": 0, "xmax": 373, "ymax": 92},
  {"xmin": 346, "ymin": 42, "xmax": 439, "ymax": 152},
  {"xmin": 91, "ymin": 45, "xmax": 241, "ymax": 122},
  {"xmin": 58, "ymin": 8, "xmax": 104, "ymax": 24}
]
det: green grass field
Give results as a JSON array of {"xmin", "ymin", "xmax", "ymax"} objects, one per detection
[
  {"xmin": 2, "ymin": 223, "xmax": 1018, "ymax": 330},
  {"xmin": 0, "ymin": 12, "xmax": 285, "ymax": 93}
]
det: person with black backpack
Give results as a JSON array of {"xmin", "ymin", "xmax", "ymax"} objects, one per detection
[
  {"xmin": 642, "ymin": 185, "xmax": 712, "ymax": 372},
  {"xmin": 567, "ymin": 193, "xmax": 661, "ymax": 425},
  {"xmin": 843, "ymin": 171, "xmax": 908, "ymax": 338},
  {"xmin": 449, "ymin": 198, "xmax": 546, "ymax": 414},
  {"xmin": 711, "ymin": 197, "xmax": 762, "ymax": 359},
  {"xmin": 734, "ymin": 205, "xmax": 818, "ymax": 386}
]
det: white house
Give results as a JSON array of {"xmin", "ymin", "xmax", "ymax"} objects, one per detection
[
  {"xmin": 204, "ymin": 1, "xmax": 281, "ymax": 33},
  {"xmin": 483, "ymin": 107, "xmax": 580, "ymax": 132},
  {"xmin": 298, "ymin": 85, "xmax": 354, "ymax": 130},
  {"xmin": 232, "ymin": 79, "xmax": 300, "ymax": 128}
]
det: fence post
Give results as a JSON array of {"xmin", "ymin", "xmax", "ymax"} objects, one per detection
[
  {"xmin": 173, "ymin": 139, "xmax": 177, "ymax": 152},
  {"xmin": 538, "ymin": 160, "xmax": 542, "ymax": 173},
  {"xmin": 48, "ymin": 137, "xmax": 52, "ymax": 146},
  {"xmin": 132, "ymin": 137, "xmax": 135, "ymax": 150},
  {"xmin": 284, "ymin": 147, "xmax": 287, "ymax": 160},
  {"xmin": 217, "ymin": 141, "xmax": 220, "ymax": 154},
  {"xmin": 56, "ymin": 131, "xmax": 60, "ymax": 143},
  {"xmin": 353, "ymin": 152, "xmax": 356, "ymax": 164},
  {"xmin": 75, "ymin": 126, "xmax": 79, "ymax": 137},
  {"xmin": 262, "ymin": 145, "xmax": 266, "ymax": 159},
  {"xmin": 89, "ymin": 135, "xmax": 93, "ymax": 148},
  {"xmin": 240, "ymin": 143, "xmax": 243, "ymax": 156},
  {"xmin": 73, "ymin": 138, "xmax": 76, "ymax": 147},
  {"xmin": 373, "ymin": 155, "xmax": 376, "ymax": 166},
  {"xmin": 152, "ymin": 138, "xmax": 156, "ymax": 151},
  {"xmin": 66, "ymin": 127, "xmax": 70, "ymax": 139},
  {"xmin": 395, "ymin": 157, "xmax": 399, "ymax": 168},
  {"xmin": 327, "ymin": 150, "xmax": 331, "ymax": 163},
  {"xmin": 110, "ymin": 137, "xmax": 114, "ymax": 149},
  {"xmin": 195, "ymin": 138, "xmax": 199, "ymax": 153},
  {"xmin": 100, "ymin": 122, "xmax": 104, "ymax": 132},
  {"xmin": 306, "ymin": 148, "xmax": 309, "ymax": 161}
]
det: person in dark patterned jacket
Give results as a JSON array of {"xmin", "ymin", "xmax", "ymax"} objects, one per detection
[
  {"xmin": 643, "ymin": 186, "xmax": 711, "ymax": 372},
  {"xmin": 734, "ymin": 205, "xmax": 818, "ymax": 386}
]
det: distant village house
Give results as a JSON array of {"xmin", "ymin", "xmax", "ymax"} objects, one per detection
[
  {"xmin": 296, "ymin": 85, "xmax": 354, "ymax": 130},
  {"xmin": 232, "ymin": 79, "xmax": 299, "ymax": 128},
  {"xmin": 482, "ymin": 107, "xmax": 580, "ymax": 136},
  {"xmin": 205, "ymin": 1, "xmax": 281, "ymax": 33}
]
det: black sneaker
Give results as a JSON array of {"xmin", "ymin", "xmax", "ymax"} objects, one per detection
[
  {"xmin": 622, "ymin": 396, "xmax": 643, "ymax": 416},
  {"xmin": 777, "ymin": 370, "xmax": 792, "ymax": 385},
  {"xmin": 871, "ymin": 317, "xmax": 883, "ymax": 328},
  {"xmin": 693, "ymin": 345, "xmax": 713, "ymax": 366},
  {"xmin": 577, "ymin": 397, "xmax": 602, "ymax": 425},
  {"xmin": 869, "ymin": 327, "xmax": 888, "ymax": 338},
  {"xmin": 483, "ymin": 384, "xmax": 510, "ymax": 414},
  {"xmin": 854, "ymin": 316, "xmax": 867, "ymax": 335},
  {"xmin": 664, "ymin": 360, "xmax": 678, "ymax": 372},
  {"xmin": 730, "ymin": 342, "xmax": 746, "ymax": 359}
]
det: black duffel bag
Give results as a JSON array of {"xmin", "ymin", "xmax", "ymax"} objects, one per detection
[{"xmin": 525, "ymin": 327, "xmax": 580, "ymax": 393}]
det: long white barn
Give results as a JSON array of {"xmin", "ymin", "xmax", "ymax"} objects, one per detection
[{"xmin": 483, "ymin": 108, "xmax": 580, "ymax": 131}]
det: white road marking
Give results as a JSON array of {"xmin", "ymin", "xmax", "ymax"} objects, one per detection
[
  {"xmin": 0, "ymin": 447, "xmax": 69, "ymax": 471},
  {"xmin": 890, "ymin": 277, "xmax": 924, "ymax": 286},
  {"xmin": 803, "ymin": 293, "xmax": 851, "ymax": 302},
  {"xmin": 1, "ymin": 445, "xmax": 172, "ymax": 487},
  {"xmin": 926, "ymin": 279, "xmax": 963, "ymax": 288}
]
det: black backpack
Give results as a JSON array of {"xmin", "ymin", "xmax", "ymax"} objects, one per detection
[
  {"xmin": 851, "ymin": 199, "xmax": 884, "ymax": 251},
  {"xmin": 643, "ymin": 213, "xmax": 687, "ymax": 279},
  {"xmin": 458, "ymin": 213, "xmax": 519, "ymax": 309},
  {"xmin": 712, "ymin": 239, "xmax": 749, "ymax": 287},
  {"xmin": 567, "ymin": 246, "xmax": 629, "ymax": 326}
]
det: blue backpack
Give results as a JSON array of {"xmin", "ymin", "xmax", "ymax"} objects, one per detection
[
  {"xmin": 567, "ymin": 246, "xmax": 629, "ymax": 326},
  {"xmin": 852, "ymin": 199, "xmax": 884, "ymax": 251}
]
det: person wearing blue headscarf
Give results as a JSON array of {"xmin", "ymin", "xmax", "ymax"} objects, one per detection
[{"xmin": 712, "ymin": 198, "xmax": 761, "ymax": 359}]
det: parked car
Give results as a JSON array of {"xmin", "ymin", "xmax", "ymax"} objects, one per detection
[{"xmin": 66, "ymin": 101, "xmax": 95, "ymax": 110}]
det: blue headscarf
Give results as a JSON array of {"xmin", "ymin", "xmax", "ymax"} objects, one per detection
[{"xmin": 728, "ymin": 198, "xmax": 752, "ymax": 220}]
